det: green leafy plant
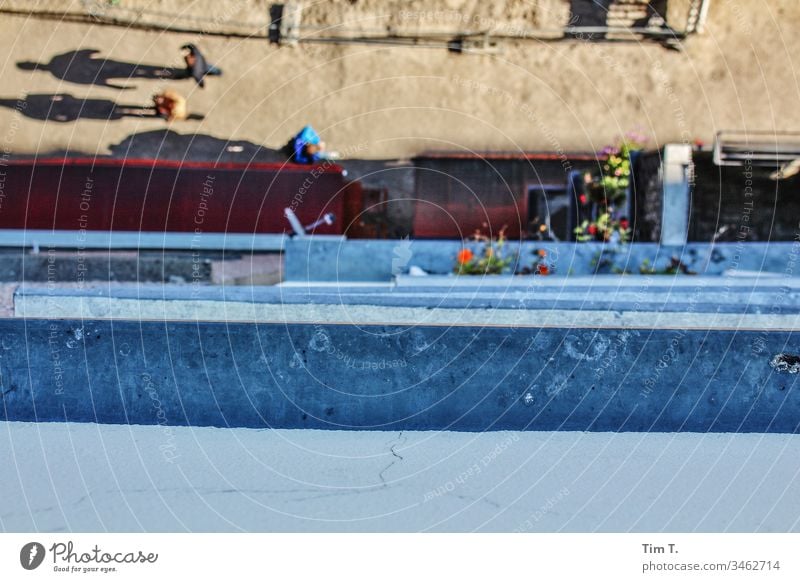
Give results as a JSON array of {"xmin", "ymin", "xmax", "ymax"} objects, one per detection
[
  {"xmin": 592, "ymin": 140, "xmax": 639, "ymax": 205},
  {"xmin": 575, "ymin": 131, "xmax": 644, "ymax": 244},
  {"xmin": 574, "ymin": 212, "xmax": 631, "ymax": 243},
  {"xmin": 454, "ymin": 228, "xmax": 514, "ymax": 275},
  {"xmin": 589, "ymin": 248, "xmax": 630, "ymax": 274},
  {"xmin": 517, "ymin": 248, "xmax": 554, "ymax": 275},
  {"xmin": 639, "ymin": 257, "xmax": 696, "ymax": 275}
]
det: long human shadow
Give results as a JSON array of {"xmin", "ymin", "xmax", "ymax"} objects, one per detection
[
  {"xmin": 17, "ymin": 49, "xmax": 185, "ymax": 90},
  {"xmin": 109, "ymin": 129, "xmax": 284, "ymax": 162},
  {"xmin": 0, "ymin": 93, "xmax": 202, "ymax": 122}
]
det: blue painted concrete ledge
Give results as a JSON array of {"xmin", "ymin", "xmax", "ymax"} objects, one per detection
[
  {"xmin": 2, "ymin": 318, "xmax": 799, "ymax": 433},
  {"xmin": 285, "ymin": 239, "xmax": 800, "ymax": 282}
]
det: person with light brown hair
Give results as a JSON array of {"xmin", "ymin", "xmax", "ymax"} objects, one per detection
[{"xmin": 153, "ymin": 89, "xmax": 188, "ymax": 121}]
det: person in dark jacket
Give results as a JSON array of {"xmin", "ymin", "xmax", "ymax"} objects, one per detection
[
  {"xmin": 287, "ymin": 125, "xmax": 328, "ymax": 164},
  {"xmin": 181, "ymin": 44, "xmax": 222, "ymax": 88}
]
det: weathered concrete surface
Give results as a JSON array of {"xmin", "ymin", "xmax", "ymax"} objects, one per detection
[
  {"xmin": 285, "ymin": 240, "xmax": 800, "ymax": 282},
  {"xmin": 0, "ymin": 249, "xmax": 285, "ymax": 284},
  {"xmin": 0, "ymin": 249, "xmax": 213, "ymax": 283},
  {"xmin": 14, "ymin": 277, "xmax": 800, "ymax": 326},
  {"xmin": 3, "ymin": 422, "xmax": 800, "ymax": 532},
  {"xmin": 1, "ymin": 318, "xmax": 799, "ymax": 432},
  {"xmin": 211, "ymin": 253, "xmax": 283, "ymax": 286},
  {"xmin": 0, "ymin": 284, "xmax": 17, "ymax": 317},
  {"xmin": 0, "ymin": 230, "xmax": 290, "ymax": 252},
  {"xmin": 15, "ymin": 296, "xmax": 800, "ymax": 329}
]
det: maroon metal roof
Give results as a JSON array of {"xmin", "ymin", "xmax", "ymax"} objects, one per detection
[
  {"xmin": 414, "ymin": 150, "xmax": 600, "ymax": 161},
  {"xmin": 4, "ymin": 156, "xmax": 345, "ymax": 174},
  {"xmin": 0, "ymin": 158, "xmax": 347, "ymax": 235}
]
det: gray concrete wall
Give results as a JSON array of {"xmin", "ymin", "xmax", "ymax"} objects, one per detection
[
  {"xmin": 285, "ymin": 239, "xmax": 800, "ymax": 281},
  {"xmin": 0, "ymin": 249, "xmax": 212, "ymax": 283},
  {"xmin": 2, "ymin": 318, "xmax": 798, "ymax": 432},
  {"xmin": 16, "ymin": 276, "xmax": 800, "ymax": 320}
]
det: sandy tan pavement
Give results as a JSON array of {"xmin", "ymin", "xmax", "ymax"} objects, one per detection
[{"xmin": 1, "ymin": 1, "xmax": 799, "ymax": 160}]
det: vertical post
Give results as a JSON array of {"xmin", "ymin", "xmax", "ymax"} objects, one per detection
[
  {"xmin": 660, "ymin": 144, "xmax": 693, "ymax": 245},
  {"xmin": 686, "ymin": 0, "xmax": 711, "ymax": 34},
  {"xmin": 695, "ymin": 0, "xmax": 711, "ymax": 33},
  {"xmin": 567, "ymin": 170, "xmax": 584, "ymax": 242},
  {"xmin": 268, "ymin": 4, "xmax": 284, "ymax": 44},
  {"xmin": 280, "ymin": 1, "xmax": 303, "ymax": 46},
  {"xmin": 627, "ymin": 149, "xmax": 640, "ymax": 236}
]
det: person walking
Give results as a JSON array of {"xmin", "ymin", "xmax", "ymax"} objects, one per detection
[
  {"xmin": 153, "ymin": 89, "xmax": 188, "ymax": 121},
  {"xmin": 181, "ymin": 44, "xmax": 222, "ymax": 88}
]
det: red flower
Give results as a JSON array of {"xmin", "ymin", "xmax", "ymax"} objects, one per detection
[
  {"xmin": 620, "ymin": 219, "xmax": 630, "ymax": 230},
  {"xmin": 457, "ymin": 248, "xmax": 474, "ymax": 265},
  {"xmin": 537, "ymin": 264, "xmax": 550, "ymax": 275},
  {"xmin": 579, "ymin": 194, "xmax": 587, "ymax": 205},
  {"xmin": 587, "ymin": 224, "xmax": 598, "ymax": 236}
]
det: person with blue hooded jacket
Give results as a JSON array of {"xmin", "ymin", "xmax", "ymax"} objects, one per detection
[{"xmin": 290, "ymin": 125, "xmax": 326, "ymax": 164}]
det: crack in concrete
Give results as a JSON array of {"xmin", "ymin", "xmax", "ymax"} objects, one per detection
[
  {"xmin": 92, "ymin": 485, "xmax": 386, "ymax": 505},
  {"xmin": 378, "ymin": 431, "xmax": 405, "ymax": 486},
  {"xmin": 0, "ymin": 493, "xmax": 88, "ymax": 521},
  {"xmin": 452, "ymin": 493, "xmax": 502, "ymax": 509}
]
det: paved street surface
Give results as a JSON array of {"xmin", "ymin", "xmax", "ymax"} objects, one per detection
[{"xmin": 1, "ymin": 422, "xmax": 798, "ymax": 532}]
